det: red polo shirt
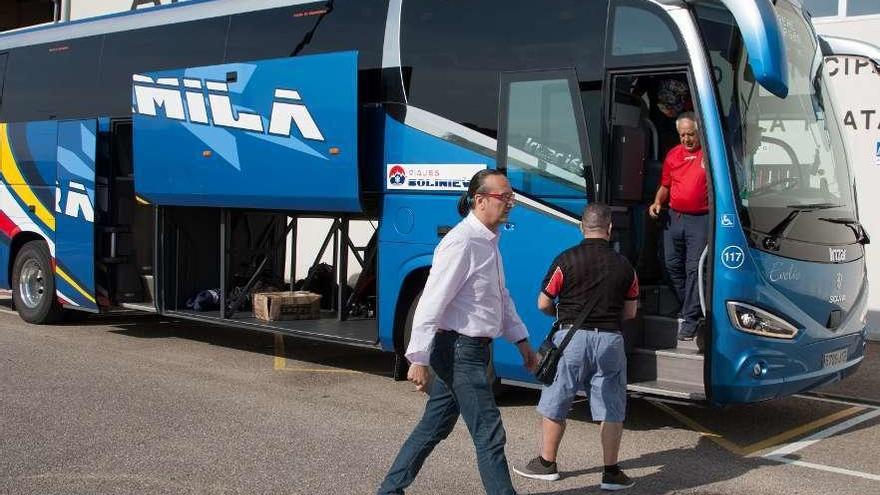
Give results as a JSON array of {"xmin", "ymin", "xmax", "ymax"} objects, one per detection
[{"xmin": 661, "ymin": 144, "xmax": 708, "ymax": 214}]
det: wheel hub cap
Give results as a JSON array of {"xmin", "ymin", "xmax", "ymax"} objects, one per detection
[{"xmin": 19, "ymin": 259, "xmax": 46, "ymax": 309}]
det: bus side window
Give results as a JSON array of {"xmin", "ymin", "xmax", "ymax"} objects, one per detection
[
  {"xmin": 99, "ymin": 17, "xmax": 229, "ymax": 119},
  {"xmin": 400, "ymin": 0, "xmax": 609, "ymax": 140},
  {"xmin": 497, "ymin": 70, "xmax": 594, "ymax": 212},
  {"xmin": 3, "ymin": 38, "xmax": 102, "ymax": 122},
  {"xmin": 606, "ymin": 0, "xmax": 687, "ymax": 68}
]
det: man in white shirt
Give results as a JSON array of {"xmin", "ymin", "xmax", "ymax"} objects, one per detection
[{"xmin": 377, "ymin": 169, "xmax": 537, "ymax": 495}]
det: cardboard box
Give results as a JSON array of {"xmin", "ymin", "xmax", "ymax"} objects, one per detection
[{"xmin": 253, "ymin": 291, "xmax": 322, "ymax": 321}]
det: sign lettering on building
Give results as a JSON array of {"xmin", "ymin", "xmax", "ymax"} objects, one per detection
[
  {"xmin": 130, "ymin": 0, "xmax": 184, "ymax": 9},
  {"xmin": 69, "ymin": 0, "xmax": 193, "ymax": 20}
]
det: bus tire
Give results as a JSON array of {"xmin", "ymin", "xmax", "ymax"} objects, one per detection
[
  {"xmin": 394, "ymin": 289, "xmax": 503, "ymax": 397},
  {"xmin": 12, "ymin": 240, "xmax": 63, "ymax": 324},
  {"xmin": 392, "ymin": 352, "xmax": 408, "ymax": 381}
]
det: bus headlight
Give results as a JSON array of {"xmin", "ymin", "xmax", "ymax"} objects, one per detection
[
  {"xmin": 726, "ymin": 301, "xmax": 799, "ymax": 339},
  {"xmin": 858, "ymin": 302, "xmax": 869, "ymax": 327}
]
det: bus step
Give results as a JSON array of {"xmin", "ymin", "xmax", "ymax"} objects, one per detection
[
  {"xmin": 628, "ymin": 346, "xmax": 703, "ymax": 388},
  {"xmin": 639, "ymin": 285, "xmax": 679, "ymax": 316},
  {"xmin": 642, "ymin": 315, "xmax": 680, "ymax": 349},
  {"xmin": 120, "ymin": 302, "xmax": 157, "ymax": 313},
  {"xmin": 627, "ymin": 379, "xmax": 705, "ymax": 401}
]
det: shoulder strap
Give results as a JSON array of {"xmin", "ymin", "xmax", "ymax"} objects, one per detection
[{"xmin": 555, "ymin": 278, "xmax": 604, "ymax": 353}]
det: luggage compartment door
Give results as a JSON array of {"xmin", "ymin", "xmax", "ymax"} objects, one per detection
[
  {"xmin": 133, "ymin": 51, "xmax": 360, "ymax": 212},
  {"xmin": 55, "ymin": 120, "xmax": 98, "ymax": 311}
]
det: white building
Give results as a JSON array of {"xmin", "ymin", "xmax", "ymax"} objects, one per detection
[{"xmin": 804, "ymin": 0, "xmax": 880, "ymax": 339}]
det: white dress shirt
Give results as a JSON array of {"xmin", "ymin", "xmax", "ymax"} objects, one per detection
[{"xmin": 405, "ymin": 212, "xmax": 529, "ymax": 366}]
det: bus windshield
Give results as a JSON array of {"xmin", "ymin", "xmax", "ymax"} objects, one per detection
[{"xmin": 697, "ymin": 0, "xmax": 857, "ymax": 246}]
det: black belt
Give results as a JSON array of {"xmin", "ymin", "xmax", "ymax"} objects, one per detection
[
  {"xmin": 437, "ymin": 329, "xmax": 492, "ymax": 345},
  {"xmin": 671, "ymin": 209, "xmax": 709, "ymax": 217}
]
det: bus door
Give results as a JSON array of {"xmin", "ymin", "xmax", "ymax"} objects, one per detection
[
  {"xmin": 601, "ymin": 71, "xmax": 707, "ymax": 399},
  {"xmin": 55, "ymin": 120, "xmax": 98, "ymax": 311},
  {"xmin": 606, "ymin": 71, "xmax": 694, "ymax": 329},
  {"xmin": 93, "ymin": 119, "xmax": 149, "ymax": 307},
  {"xmin": 493, "ymin": 69, "xmax": 596, "ymax": 382}
]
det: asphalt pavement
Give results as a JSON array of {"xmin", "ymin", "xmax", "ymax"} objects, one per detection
[{"xmin": 1, "ymin": 307, "xmax": 879, "ymax": 494}]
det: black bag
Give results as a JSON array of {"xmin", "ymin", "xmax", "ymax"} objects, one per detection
[{"xmin": 534, "ymin": 284, "xmax": 602, "ymax": 386}]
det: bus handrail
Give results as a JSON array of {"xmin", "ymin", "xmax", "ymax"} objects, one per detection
[{"xmin": 698, "ymin": 245, "xmax": 708, "ymax": 317}]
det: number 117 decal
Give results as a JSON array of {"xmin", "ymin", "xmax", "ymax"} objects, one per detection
[{"xmin": 721, "ymin": 245, "xmax": 745, "ymax": 269}]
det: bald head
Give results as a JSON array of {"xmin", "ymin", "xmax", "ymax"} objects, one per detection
[{"xmin": 581, "ymin": 203, "xmax": 612, "ymax": 239}]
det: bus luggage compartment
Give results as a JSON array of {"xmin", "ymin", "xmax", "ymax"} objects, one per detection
[{"xmin": 132, "ymin": 51, "xmax": 360, "ymax": 212}]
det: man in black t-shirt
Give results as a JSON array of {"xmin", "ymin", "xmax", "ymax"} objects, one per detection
[{"xmin": 514, "ymin": 203, "xmax": 639, "ymax": 491}]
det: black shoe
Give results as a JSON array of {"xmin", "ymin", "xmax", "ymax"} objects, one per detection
[
  {"xmin": 677, "ymin": 321, "xmax": 696, "ymax": 341},
  {"xmin": 513, "ymin": 456, "xmax": 560, "ymax": 481},
  {"xmin": 601, "ymin": 470, "xmax": 635, "ymax": 490}
]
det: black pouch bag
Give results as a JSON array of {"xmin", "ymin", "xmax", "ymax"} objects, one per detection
[{"xmin": 534, "ymin": 285, "xmax": 601, "ymax": 386}]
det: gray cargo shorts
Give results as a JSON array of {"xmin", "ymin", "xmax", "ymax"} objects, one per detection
[{"xmin": 536, "ymin": 327, "xmax": 627, "ymax": 423}]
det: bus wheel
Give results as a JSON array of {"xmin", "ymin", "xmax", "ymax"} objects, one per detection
[
  {"xmin": 12, "ymin": 240, "xmax": 63, "ymax": 324},
  {"xmin": 393, "ymin": 289, "xmax": 503, "ymax": 397},
  {"xmin": 392, "ymin": 290, "xmax": 422, "ymax": 381}
]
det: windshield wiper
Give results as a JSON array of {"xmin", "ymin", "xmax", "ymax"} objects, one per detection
[
  {"xmin": 786, "ymin": 202, "xmax": 841, "ymax": 210},
  {"xmin": 818, "ymin": 216, "xmax": 871, "ymax": 245},
  {"xmin": 762, "ymin": 203, "xmax": 841, "ymax": 247}
]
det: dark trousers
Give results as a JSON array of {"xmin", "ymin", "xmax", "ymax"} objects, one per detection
[
  {"xmin": 663, "ymin": 210, "xmax": 708, "ymax": 336},
  {"xmin": 377, "ymin": 332, "xmax": 516, "ymax": 495}
]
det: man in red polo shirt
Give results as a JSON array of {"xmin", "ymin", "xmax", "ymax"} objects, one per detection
[{"xmin": 649, "ymin": 112, "xmax": 708, "ymax": 341}]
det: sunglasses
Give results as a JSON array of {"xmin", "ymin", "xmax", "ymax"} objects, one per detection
[{"xmin": 478, "ymin": 192, "xmax": 516, "ymax": 203}]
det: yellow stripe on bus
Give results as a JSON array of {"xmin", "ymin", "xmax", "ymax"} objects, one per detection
[
  {"xmin": 0, "ymin": 123, "xmax": 55, "ymax": 232},
  {"xmin": 55, "ymin": 265, "xmax": 96, "ymax": 304}
]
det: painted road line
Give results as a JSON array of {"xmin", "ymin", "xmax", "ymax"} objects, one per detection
[
  {"xmin": 649, "ymin": 400, "xmax": 747, "ymax": 456},
  {"xmin": 763, "ymin": 408, "xmax": 880, "ymax": 458},
  {"xmin": 273, "ymin": 334, "xmax": 286, "ymax": 371},
  {"xmin": 651, "ymin": 400, "xmax": 867, "ymax": 457},
  {"xmin": 767, "ymin": 457, "xmax": 880, "ymax": 482},
  {"xmin": 741, "ymin": 406, "xmax": 864, "ymax": 455},
  {"xmin": 278, "ymin": 368, "xmax": 362, "ymax": 374},
  {"xmin": 796, "ymin": 393, "xmax": 880, "ymax": 410},
  {"xmin": 655, "ymin": 399, "xmax": 880, "ymax": 481},
  {"xmin": 272, "ymin": 333, "xmax": 361, "ymax": 374},
  {"xmin": 0, "ymin": 306, "xmax": 17, "ymax": 315}
]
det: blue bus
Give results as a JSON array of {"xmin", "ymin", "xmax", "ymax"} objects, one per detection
[{"xmin": 0, "ymin": 0, "xmax": 873, "ymax": 405}]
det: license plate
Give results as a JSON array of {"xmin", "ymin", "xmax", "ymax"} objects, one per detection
[{"xmin": 823, "ymin": 348, "xmax": 848, "ymax": 368}]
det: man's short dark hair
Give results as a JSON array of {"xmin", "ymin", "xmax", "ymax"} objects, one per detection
[{"xmin": 582, "ymin": 203, "xmax": 612, "ymax": 232}]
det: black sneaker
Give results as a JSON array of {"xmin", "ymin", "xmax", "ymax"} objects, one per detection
[
  {"xmin": 601, "ymin": 470, "xmax": 635, "ymax": 491},
  {"xmin": 512, "ymin": 456, "xmax": 560, "ymax": 481}
]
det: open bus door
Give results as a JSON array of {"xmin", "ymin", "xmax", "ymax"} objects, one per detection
[
  {"xmin": 493, "ymin": 69, "xmax": 598, "ymax": 383},
  {"xmin": 131, "ymin": 51, "xmax": 360, "ymax": 212},
  {"xmin": 130, "ymin": 51, "xmax": 378, "ymax": 345}
]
